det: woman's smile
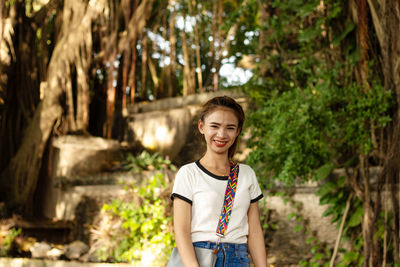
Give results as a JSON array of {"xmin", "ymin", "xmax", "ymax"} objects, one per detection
[{"xmin": 214, "ymin": 139, "xmax": 228, "ymax": 147}]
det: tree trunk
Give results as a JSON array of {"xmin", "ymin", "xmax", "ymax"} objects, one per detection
[
  {"xmin": 366, "ymin": 0, "xmax": 400, "ymax": 263},
  {"xmin": 125, "ymin": 0, "xmax": 154, "ymax": 101},
  {"xmin": 141, "ymin": 34, "xmax": 148, "ymax": 98},
  {"xmin": 360, "ymin": 156, "xmax": 376, "ymax": 267},
  {"xmin": 0, "ymin": 0, "xmax": 99, "ymax": 214},
  {"xmin": 189, "ymin": 0, "xmax": 203, "ymax": 93},
  {"xmin": 148, "ymin": 50, "xmax": 160, "ymax": 96},
  {"xmin": 168, "ymin": 0, "xmax": 178, "ymax": 97},
  {"xmin": 208, "ymin": 0, "xmax": 217, "ymax": 90},
  {"xmin": 182, "ymin": 3, "xmax": 196, "ymax": 96},
  {"xmin": 129, "ymin": 35, "xmax": 137, "ymax": 103},
  {"xmin": 182, "ymin": 22, "xmax": 195, "ymax": 96},
  {"xmin": 258, "ymin": 0, "xmax": 268, "ymax": 76},
  {"xmin": 106, "ymin": 49, "xmax": 117, "ymax": 139},
  {"xmin": 121, "ymin": 0, "xmax": 132, "ymax": 110},
  {"xmin": 159, "ymin": 12, "xmax": 168, "ymax": 98}
]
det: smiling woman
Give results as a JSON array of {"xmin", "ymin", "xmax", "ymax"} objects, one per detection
[{"xmin": 168, "ymin": 96, "xmax": 268, "ymax": 267}]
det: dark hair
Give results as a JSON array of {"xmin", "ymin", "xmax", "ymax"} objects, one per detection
[{"xmin": 199, "ymin": 95, "xmax": 245, "ymax": 159}]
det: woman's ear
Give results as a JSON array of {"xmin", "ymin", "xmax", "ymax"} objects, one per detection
[
  {"xmin": 236, "ymin": 127, "xmax": 242, "ymax": 137},
  {"xmin": 198, "ymin": 119, "xmax": 204, "ymax": 134}
]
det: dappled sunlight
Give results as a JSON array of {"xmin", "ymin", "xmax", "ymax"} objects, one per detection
[
  {"xmin": 129, "ymin": 108, "xmax": 191, "ymax": 158},
  {"xmin": 141, "ymin": 124, "xmax": 176, "ymax": 151}
]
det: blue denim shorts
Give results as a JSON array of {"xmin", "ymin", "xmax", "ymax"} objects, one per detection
[{"xmin": 193, "ymin": 241, "xmax": 250, "ymax": 267}]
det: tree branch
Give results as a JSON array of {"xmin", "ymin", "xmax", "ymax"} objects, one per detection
[{"xmin": 330, "ymin": 192, "xmax": 353, "ymax": 267}]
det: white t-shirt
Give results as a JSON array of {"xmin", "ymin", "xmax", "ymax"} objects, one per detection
[{"xmin": 171, "ymin": 160, "xmax": 263, "ymax": 244}]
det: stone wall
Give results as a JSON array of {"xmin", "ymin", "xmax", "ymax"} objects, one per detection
[
  {"xmin": 125, "ymin": 90, "xmax": 248, "ymax": 165},
  {"xmin": 263, "ymin": 185, "xmax": 339, "ymax": 266}
]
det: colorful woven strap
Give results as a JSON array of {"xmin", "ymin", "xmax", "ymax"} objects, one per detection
[{"xmin": 216, "ymin": 160, "xmax": 239, "ymax": 237}]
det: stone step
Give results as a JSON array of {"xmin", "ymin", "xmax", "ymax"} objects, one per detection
[
  {"xmin": 43, "ymin": 169, "xmax": 174, "ymax": 221},
  {"xmin": 52, "ymin": 135, "xmax": 124, "ymax": 179},
  {"xmin": 53, "ymin": 171, "xmax": 149, "ymax": 188}
]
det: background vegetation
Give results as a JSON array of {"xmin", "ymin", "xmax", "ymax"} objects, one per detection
[
  {"xmin": 0, "ymin": 0, "xmax": 399, "ymax": 266},
  {"xmin": 92, "ymin": 152, "xmax": 176, "ymax": 265}
]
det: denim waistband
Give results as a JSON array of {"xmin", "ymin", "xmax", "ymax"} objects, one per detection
[{"xmin": 193, "ymin": 241, "xmax": 248, "ymax": 251}]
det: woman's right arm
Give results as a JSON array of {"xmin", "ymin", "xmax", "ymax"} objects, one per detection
[{"xmin": 173, "ymin": 198, "xmax": 199, "ymax": 267}]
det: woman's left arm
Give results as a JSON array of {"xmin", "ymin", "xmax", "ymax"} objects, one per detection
[{"xmin": 248, "ymin": 202, "xmax": 268, "ymax": 267}]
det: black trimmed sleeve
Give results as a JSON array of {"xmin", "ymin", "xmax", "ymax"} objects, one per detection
[
  {"xmin": 250, "ymin": 193, "xmax": 264, "ymax": 203},
  {"xmin": 171, "ymin": 193, "xmax": 193, "ymax": 205}
]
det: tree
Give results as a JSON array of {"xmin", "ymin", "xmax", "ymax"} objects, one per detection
[
  {"xmin": 246, "ymin": 0, "xmax": 400, "ymax": 265},
  {"xmin": 0, "ymin": 0, "xmax": 155, "ymax": 215},
  {"xmin": 0, "ymin": 0, "xmax": 250, "ymax": 216}
]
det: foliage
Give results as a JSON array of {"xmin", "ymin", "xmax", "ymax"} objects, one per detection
[
  {"xmin": 247, "ymin": 69, "xmax": 391, "ymax": 186},
  {"xmin": 92, "ymin": 152, "xmax": 175, "ymax": 265},
  {"xmin": 121, "ymin": 150, "xmax": 177, "ymax": 173},
  {"xmin": 316, "ymin": 176, "xmax": 363, "ymax": 266},
  {"xmin": 245, "ymin": 0, "xmax": 393, "ymax": 265},
  {"xmin": 0, "ymin": 227, "xmax": 21, "ymax": 257},
  {"xmin": 245, "ymin": 0, "xmax": 393, "ymax": 179}
]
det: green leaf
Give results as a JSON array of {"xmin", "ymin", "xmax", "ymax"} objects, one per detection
[
  {"xmin": 293, "ymin": 224, "xmax": 303, "ymax": 233},
  {"xmin": 298, "ymin": 21, "xmax": 323, "ymax": 42},
  {"xmin": 298, "ymin": 1, "xmax": 319, "ymax": 18},
  {"xmin": 306, "ymin": 236, "xmax": 315, "ymax": 244},
  {"xmin": 288, "ymin": 212, "xmax": 297, "ymax": 220},
  {"xmin": 313, "ymin": 252, "xmax": 324, "ymax": 260},
  {"xmin": 314, "ymin": 162, "xmax": 335, "ymax": 180},
  {"xmin": 316, "ymin": 181, "xmax": 336, "ymax": 197},
  {"xmin": 343, "ymin": 251, "xmax": 359, "ymax": 262},
  {"xmin": 332, "ymin": 22, "xmax": 355, "ymax": 47},
  {"xmin": 347, "ymin": 206, "xmax": 363, "ymax": 227}
]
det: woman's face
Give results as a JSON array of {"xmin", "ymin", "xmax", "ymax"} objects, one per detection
[{"xmin": 198, "ymin": 107, "xmax": 240, "ymax": 156}]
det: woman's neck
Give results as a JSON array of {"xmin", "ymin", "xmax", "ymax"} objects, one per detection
[{"xmin": 200, "ymin": 152, "xmax": 230, "ymax": 170}]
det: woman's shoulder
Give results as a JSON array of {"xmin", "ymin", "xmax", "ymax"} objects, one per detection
[
  {"xmin": 179, "ymin": 161, "xmax": 197, "ymax": 169},
  {"xmin": 176, "ymin": 161, "xmax": 198, "ymax": 175},
  {"xmin": 237, "ymin": 163, "xmax": 257, "ymax": 178},
  {"xmin": 237, "ymin": 162, "xmax": 254, "ymax": 172}
]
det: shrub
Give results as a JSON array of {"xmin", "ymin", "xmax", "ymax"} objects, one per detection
[
  {"xmin": 0, "ymin": 226, "xmax": 21, "ymax": 257},
  {"xmin": 91, "ymin": 152, "xmax": 175, "ymax": 265}
]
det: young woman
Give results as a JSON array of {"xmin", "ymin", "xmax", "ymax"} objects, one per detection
[{"xmin": 171, "ymin": 96, "xmax": 268, "ymax": 267}]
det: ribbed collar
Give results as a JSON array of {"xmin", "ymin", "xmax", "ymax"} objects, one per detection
[{"xmin": 195, "ymin": 160, "xmax": 229, "ymax": 180}]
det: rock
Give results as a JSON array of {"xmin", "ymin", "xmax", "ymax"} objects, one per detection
[
  {"xmin": 15, "ymin": 236, "xmax": 37, "ymax": 253},
  {"xmin": 30, "ymin": 242, "xmax": 52, "ymax": 258},
  {"xmin": 46, "ymin": 247, "xmax": 63, "ymax": 259},
  {"xmin": 80, "ymin": 250, "xmax": 102, "ymax": 263},
  {"xmin": 63, "ymin": 240, "xmax": 89, "ymax": 260}
]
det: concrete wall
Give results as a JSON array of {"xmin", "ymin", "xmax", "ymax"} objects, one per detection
[{"xmin": 125, "ymin": 90, "xmax": 248, "ymax": 164}]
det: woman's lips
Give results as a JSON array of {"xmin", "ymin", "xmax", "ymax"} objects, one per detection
[{"xmin": 214, "ymin": 140, "xmax": 227, "ymax": 147}]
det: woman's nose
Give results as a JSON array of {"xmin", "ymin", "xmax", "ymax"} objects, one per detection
[{"xmin": 217, "ymin": 128, "xmax": 227, "ymax": 137}]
